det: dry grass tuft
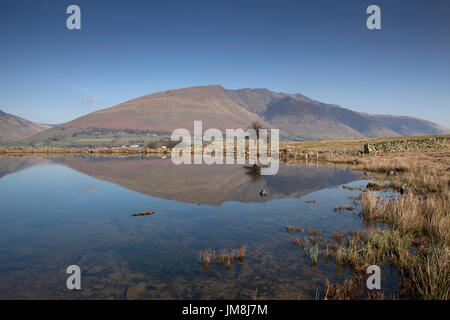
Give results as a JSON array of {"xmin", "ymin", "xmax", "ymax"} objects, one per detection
[
  {"xmin": 199, "ymin": 247, "xmax": 247, "ymax": 268},
  {"xmin": 286, "ymin": 225, "xmax": 304, "ymax": 233},
  {"xmin": 323, "ymin": 274, "xmax": 385, "ymax": 300}
]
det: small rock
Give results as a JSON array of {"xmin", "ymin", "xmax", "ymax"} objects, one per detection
[
  {"xmin": 259, "ymin": 189, "xmax": 268, "ymax": 197},
  {"xmin": 387, "ymin": 170, "xmax": 395, "ymax": 177},
  {"xmin": 132, "ymin": 210, "xmax": 155, "ymax": 216}
]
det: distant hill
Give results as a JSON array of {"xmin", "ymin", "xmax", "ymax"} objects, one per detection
[
  {"xmin": 17, "ymin": 85, "xmax": 450, "ymax": 146},
  {"xmin": 0, "ymin": 110, "xmax": 50, "ymax": 144}
]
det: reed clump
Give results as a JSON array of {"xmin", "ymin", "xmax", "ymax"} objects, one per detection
[
  {"xmin": 199, "ymin": 247, "xmax": 247, "ymax": 268},
  {"xmin": 324, "ymin": 274, "xmax": 385, "ymax": 300},
  {"xmin": 286, "ymin": 225, "xmax": 304, "ymax": 233},
  {"xmin": 306, "ymin": 226, "xmax": 322, "ymax": 237}
]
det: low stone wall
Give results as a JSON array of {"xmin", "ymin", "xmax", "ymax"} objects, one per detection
[{"xmin": 364, "ymin": 136, "xmax": 450, "ymax": 154}]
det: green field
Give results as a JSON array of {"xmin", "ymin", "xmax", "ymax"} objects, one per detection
[{"xmin": 7, "ymin": 127, "xmax": 172, "ymax": 148}]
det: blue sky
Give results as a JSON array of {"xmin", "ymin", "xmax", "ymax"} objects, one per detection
[{"xmin": 0, "ymin": 0, "xmax": 449, "ymax": 127}]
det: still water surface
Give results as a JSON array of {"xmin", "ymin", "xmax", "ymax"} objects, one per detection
[{"xmin": 0, "ymin": 156, "xmax": 370, "ymax": 299}]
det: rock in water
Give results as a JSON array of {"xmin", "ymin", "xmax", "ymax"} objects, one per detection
[
  {"xmin": 260, "ymin": 189, "xmax": 268, "ymax": 197},
  {"xmin": 132, "ymin": 210, "xmax": 155, "ymax": 216}
]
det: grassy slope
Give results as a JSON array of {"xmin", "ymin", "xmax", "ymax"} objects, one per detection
[{"xmin": 8, "ymin": 127, "xmax": 171, "ymax": 148}]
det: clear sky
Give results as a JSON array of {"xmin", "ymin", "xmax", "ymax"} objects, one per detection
[{"xmin": 0, "ymin": 0, "xmax": 449, "ymax": 127}]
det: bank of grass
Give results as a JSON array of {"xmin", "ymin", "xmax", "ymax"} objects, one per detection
[{"xmin": 320, "ymin": 147, "xmax": 450, "ymax": 300}]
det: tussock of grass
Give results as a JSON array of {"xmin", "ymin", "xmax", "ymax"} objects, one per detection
[
  {"xmin": 290, "ymin": 237, "xmax": 320, "ymax": 265},
  {"xmin": 306, "ymin": 226, "xmax": 322, "ymax": 237},
  {"xmin": 286, "ymin": 225, "xmax": 304, "ymax": 233},
  {"xmin": 199, "ymin": 247, "xmax": 246, "ymax": 268},
  {"xmin": 324, "ymin": 274, "xmax": 385, "ymax": 300},
  {"xmin": 362, "ymin": 192, "xmax": 449, "ymax": 244}
]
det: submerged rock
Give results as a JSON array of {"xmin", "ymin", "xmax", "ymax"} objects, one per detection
[
  {"xmin": 126, "ymin": 282, "xmax": 147, "ymax": 300},
  {"xmin": 132, "ymin": 210, "xmax": 155, "ymax": 216}
]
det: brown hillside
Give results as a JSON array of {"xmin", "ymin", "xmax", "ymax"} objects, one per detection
[
  {"xmin": 64, "ymin": 85, "xmax": 268, "ymax": 133},
  {"xmin": 0, "ymin": 110, "xmax": 50, "ymax": 144},
  {"xmin": 42, "ymin": 85, "xmax": 450, "ymax": 142}
]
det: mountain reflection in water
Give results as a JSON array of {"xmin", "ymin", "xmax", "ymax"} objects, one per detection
[
  {"xmin": 49, "ymin": 156, "xmax": 362, "ymax": 205},
  {"xmin": 0, "ymin": 156, "xmax": 368, "ymax": 299}
]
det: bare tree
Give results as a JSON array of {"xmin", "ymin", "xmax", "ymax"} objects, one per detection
[{"xmin": 249, "ymin": 121, "xmax": 264, "ymax": 139}]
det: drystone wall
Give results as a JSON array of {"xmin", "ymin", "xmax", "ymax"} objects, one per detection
[{"xmin": 364, "ymin": 136, "xmax": 449, "ymax": 154}]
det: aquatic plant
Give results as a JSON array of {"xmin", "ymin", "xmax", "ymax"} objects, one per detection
[{"xmin": 199, "ymin": 246, "xmax": 247, "ymax": 268}]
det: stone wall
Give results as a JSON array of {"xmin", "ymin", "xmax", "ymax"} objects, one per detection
[{"xmin": 364, "ymin": 136, "xmax": 450, "ymax": 154}]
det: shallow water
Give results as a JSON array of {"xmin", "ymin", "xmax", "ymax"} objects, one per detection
[{"xmin": 0, "ymin": 156, "xmax": 379, "ymax": 299}]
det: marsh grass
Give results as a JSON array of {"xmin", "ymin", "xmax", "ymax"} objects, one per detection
[
  {"xmin": 304, "ymin": 242, "xmax": 319, "ymax": 265},
  {"xmin": 199, "ymin": 247, "xmax": 247, "ymax": 268},
  {"xmin": 280, "ymin": 141, "xmax": 449, "ymax": 299},
  {"xmin": 286, "ymin": 225, "xmax": 304, "ymax": 233},
  {"xmin": 306, "ymin": 226, "xmax": 322, "ymax": 237},
  {"xmin": 321, "ymin": 147, "xmax": 450, "ymax": 300},
  {"xmin": 324, "ymin": 274, "xmax": 385, "ymax": 300}
]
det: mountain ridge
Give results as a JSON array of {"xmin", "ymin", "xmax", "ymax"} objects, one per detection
[{"xmin": 5, "ymin": 85, "xmax": 449, "ymax": 146}]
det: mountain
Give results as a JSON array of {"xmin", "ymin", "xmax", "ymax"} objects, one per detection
[
  {"xmin": 19, "ymin": 85, "xmax": 450, "ymax": 146},
  {"xmin": 0, "ymin": 110, "xmax": 50, "ymax": 144},
  {"xmin": 65, "ymin": 85, "xmax": 268, "ymax": 133},
  {"xmin": 226, "ymin": 88, "xmax": 449, "ymax": 139}
]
